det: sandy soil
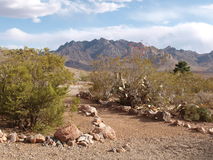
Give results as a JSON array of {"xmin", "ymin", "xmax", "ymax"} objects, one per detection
[{"xmin": 1, "ymin": 104, "xmax": 213, "ymax": 160}]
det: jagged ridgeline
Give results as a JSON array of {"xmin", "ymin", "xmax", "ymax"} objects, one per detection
[{"xmin": 55, "ymin": 38, "xmax": 213, "ymax": 72}]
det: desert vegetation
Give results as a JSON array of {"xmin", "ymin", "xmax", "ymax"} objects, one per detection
[
  {"xmin": 90, "ymin": 56, "xmax": 213, "ymax": 122},
  {"xmin": 0, "ymin": 48, "xmax": 73, "ymax": 131}
]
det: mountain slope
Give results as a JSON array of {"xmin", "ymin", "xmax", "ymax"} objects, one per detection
[{"xmin": 56, "ymin": 38, "xmax": 213, "ymax": 72}]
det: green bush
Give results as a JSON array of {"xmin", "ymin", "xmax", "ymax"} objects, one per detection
[
  {"xmin": 0, "ymin": 48, "xmax": 73, "ymax": 130},
  {"xmin": 70, "ymin": 97, "xmax": 80, "ymax": 112},
  {"xmin": 182, "ymin": 104, "xmax": 212, "ymax": 122}
]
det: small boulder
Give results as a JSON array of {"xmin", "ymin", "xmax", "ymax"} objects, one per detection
[
  {"xmin": 122, "ymin": 106, "xmax": 131, "ymax": 113},
  {"xmin": 92, "ymin": 125, "xmax": 116, "ymax": 140},
  {"xmin": 54, "ymin": 124, "xmax": 82, "ymax": 142},
  {"xmin": 67, "ymin": 140, "xmax": 75, "ymax": 147},
  {"xmin": 26, "ymin": 135, "xmax": 36, "ymax": 143},
  {"xmin": 34, "ymin": 134, "xmax": 45, "ymax": 143},
  {"xmin": 77, "ymin": 134, "xmax": 94, "ymax": 146},
  {"xmin": 7, "ymin": 132, "xmax": 17, "ymax": 143},
  {"xmin": 163, "ymin": 111, "xmax": 172, "ymax": 122},
  {"xmin": 92, "ymin": 116, "xmax": 103, "ymax": 126},
  {"xmin": 79, "ymin": 104, "xmax": 98, "ymax": 116},
  {"xmin": 208, "ymin": 128, "xmax": 213, "ymax": 135}
]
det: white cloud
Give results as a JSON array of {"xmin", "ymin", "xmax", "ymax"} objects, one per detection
[
  {"xmin": 130, "ymin": 3, "xmax": 213, "ymax": 24},
  {"xmin": 1, "ymin": 22, "xmax": 213, "ymax": 53},
  {"xmin": 0, "ymin": 0, "xmax": 142, "ymax": 22}
]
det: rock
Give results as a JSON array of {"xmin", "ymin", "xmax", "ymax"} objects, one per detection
[
  {"xmin": 92, "ymin": 116, "xmax": 103, "ymax": 126},
  {"xmin": 78, "ymin": 141, "xmax": 88, "ymax": 147},
  {"xmin": 116, "ymin": 147, "xmax": 126, "ymax": 153},
  {"xmin": 92, "ymin": 134, "xmax": 101, "ymax": 141},
  {"xmin": 79, "ymin": 104, "xmax": 98, "ymax": 116},
  {"xmin": 0, "ymin": 130, "xmax": 3, "ymax": 138},
  {"xmin": 77, "ymin": 134, "xmax": 94, "ymax": 145},
  {"xmin": 26, "ymin": 136, "xmax": 36, "ymax": 143},
  {"xmin": 44, "ymin": 136, "xmax": 56, "ymax": 146},
  {"xmin": 77, "ymin": 91, "xmax": 92, "ymax": 100},
  {"xmin": 56, "ymin": 140, "xmax": 63, "ymax": 147},
  {"xmin": 34, "ymin": 134, "xmax": 45, "ymax": 143},
  {"xmin": 67, "ymin": 140, "xmax": 75, "ymax": 147},
  {"xmin": 163, "ymin": 111, "xmax": 172, "ymax": 122},
  {"xmin": 0, "ymin": 132, "xmax": 7, "ymax": 143},
  {"xmin": 92, "ymin": 125, "xmax": 116, "ymax": 140},
  {"xmin": 54, "ymin": 124, "xmax": 82, "ymax": 142},
  {"xmin": 108, "ymin": 148, "xmax": 117, "ymax": 153},
  {"xmin": 173, "ymin": 120, "xmax": 184, "ymax": 126},
  {"xmin": 122, "ymin": 143, "xmax": 131, "ymax": 152},
  {"xmin": 128, "ymin": 108, "xmax": 138, "ymax": 115},
  {"xmin": 18, "ymin": 134, "xmax": 27, "ymax": 140},
  {"xmin": 195, "ymin": 127, "xmax": 206, "ymax": 134},
  {"xmin": 184, "ymin": 123, "xmax": 192, "ymax": 129},
  {"xmin": 122, "ymin": 106, "xmax": 131, "ymax": 112},
  {"xmin": 7, "ymin": 133, "xmax": 17, "ymax": 143},
  {"xmin": 208, "ymin": 128, "xmax": 213, "ymax": 135}
]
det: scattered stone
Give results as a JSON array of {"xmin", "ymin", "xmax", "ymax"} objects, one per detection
[
  {"xmin": 56, "ymin": 140, "xmax": 63, "ymax": 147},
  {"xmin": 0, "ymin": 130, "xmax": 3, "ymax": 138},
  {"xmin": 121, "ymin": 106, "xmax": 131, "ymax": 112},
  {"xmin": 184, "ymin": 123, "xmax": 192, "ymax": 129},
  {"xmin": 116, "ymin": 147, "xmax": 126, "ymax": 153},
  {"xmin": 34, "ymin": 134, "xmax": 45, "ymax": 143},
  {"xmin": 7, "ymin": 132, "xmax": 17, "ymax": 143},
  {"xmin": 108, "ymin": 148, "xmax": 117, "ymax": 153},
  {"xmin": 162, "ymin": 111, "xmax": 172, "ymax": 122},
  {"xmin": 67, "ymin": 140, "xmax": 75, "ymax": 147},
  {"xmin": 26, "ymin": 135, "xmax": 36, "ymax": 143},
  {"xmin": 195, "ymin": 127, "xmax": 206, "ymax": 134},
  {"xmin": 0, "ymin": 130, "xmax": 7, "ymax": 143},
  {"xmin": 208, "ymin": 128, "xmax": 213, "ymax": 135},
  {"xmin": 122, "ymin": 143, "xmax": 131, "ymax": 152},
  {"xmin": 79, "ymin": 104, "xmax": 98, "ymax": 116},
  {"xmin": 54, "ymin": 124, "xmax": 82, "ymax": 142},
  {"xmin": 77, "ymin": 134, "xmax": 94, "ymax": 146},
  {"xmin": 18, "ymin": 134, "xmax": 27, "ymax": 140},
  {"xmin": 92, "ymin": 134, "xmax": 101, "ymax": 141},
  {"xmin": 92, "ymin": 116, "xmax": 103, "ymax": 126},
  {"xmin": 92, "ymin": 125, "xmax": 116, "ymax": 140},
  {"xmin": 173, "ymin": 120, "xmax": 184, "ymax": 126},
  {"xmin": 78, "ymin": 141, "xmax": 88, "ymax": 147}
]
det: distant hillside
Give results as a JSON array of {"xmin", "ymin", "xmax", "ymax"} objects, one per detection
[{"xmin": 55, "ymin": 38, "xmax": 213, "ymax": 72}]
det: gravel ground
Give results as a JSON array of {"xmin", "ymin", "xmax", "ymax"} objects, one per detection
[{"xmin": 1, "ymin": 106, "xmax": 213, "ymax": 160}]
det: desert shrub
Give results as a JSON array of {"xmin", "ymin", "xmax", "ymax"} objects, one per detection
[
  {"xmin": 89, "ymin": 56, "xmax": 213, "ymax": 121},
  {"xmin": 0, "ymin": 48, "xmax": 73, "ymax": 130},
  {"xmin": 182, "ymin": 104, "xmax": 212, "ymax": 122},
  {"xmin": 70, "ymin": 97, "xmax": 80, "ymax": 112}
]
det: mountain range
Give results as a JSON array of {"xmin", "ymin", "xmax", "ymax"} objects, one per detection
[{"xmin": 55, "ymin": 38, "xmax": 213, "ymax": 72}]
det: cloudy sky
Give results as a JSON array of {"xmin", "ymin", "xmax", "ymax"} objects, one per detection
[{"xmin": 0, "ymin": 0, "xmax": 213, "ymax": 53}]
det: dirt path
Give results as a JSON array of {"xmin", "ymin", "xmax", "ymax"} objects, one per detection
[{"xmin": 1, "ymin": 103, "xmax": 212, "ymax": 160}]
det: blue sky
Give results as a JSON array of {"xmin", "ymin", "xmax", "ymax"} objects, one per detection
[{"xmin": 0, "ymin": 0, "xmax": 213, "ymax": 53}]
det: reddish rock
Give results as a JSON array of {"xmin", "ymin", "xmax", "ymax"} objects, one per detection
[
  {"xmin": 54, "ymin": 124, "xmax": 82, "ymax": 142},
  {"xmin": 34, "ymin": 134, "xmax": 45, "ymax": 143},
  {"xmin": 27, "ymin": 135, "xmax": 36, "ymax": 143}
]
